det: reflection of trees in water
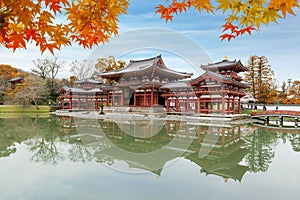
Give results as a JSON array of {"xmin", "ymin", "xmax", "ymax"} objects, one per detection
[
  {"xmin": 288, "ymin": 134, "xmax": 300, "ymax": 152},
  {"xmin": 244, "ymin": 128, "xmax": 277, "ymax": 173},
  {"xmin": 0, "ymin": 116, "xmax": 39, "ymax": 158},
  {"xmin": 29, "ymin": 116, "xmax": 65, "ymax": 164},
  {"xmin": 68, "ymin": 141, "xmax": 93, "ymax": 163},
  {"xmin": 30, "ymin": 137, "xmax": 64, "ymax": 164}
]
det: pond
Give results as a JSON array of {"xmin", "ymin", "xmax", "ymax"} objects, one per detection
[{"xmin": 0, "ymin": 115, "xmax": 300, "ymax": 200}]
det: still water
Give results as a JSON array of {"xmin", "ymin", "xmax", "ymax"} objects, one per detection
[{"xmin": 0, "ymin": 115, "xmax": 300, "ymax": 200}]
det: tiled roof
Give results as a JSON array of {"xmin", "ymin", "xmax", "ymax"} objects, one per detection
[
  {"xmin": 191, "ymin": 71, "xmax": 249, "ymax": 88},
  {"xmin": 74, "ymin": 79, "xmax": 102, "ymax": 84},
  {"xmin": 100, "ymin": 55, "xmax": 192, "ymax": 78},
  {"xmin": 60, "ymin": 86, "xmax": 103, "ymax": 93},
  {"xmin": 201, "ymin": 59, "xmax": 248, "ymax": 72},
  {"xmin": 9, "ymin": 77, "xmax": 24, "ymax": 82}
]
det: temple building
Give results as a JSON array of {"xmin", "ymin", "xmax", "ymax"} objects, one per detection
[
  {"xmin": 58, "ymin": 79, "xmax": 106, "ymax": 109},
  {"xmin": 100, "ymin": 55, "xmax": 192, "ymax": 107},
  {"xmin": 162, "ymin": 57, "xmax": 249, "ymax": 114},
  {"xmin": 58, "ymin": 55, "xmax": 249, "ymax": 115}
]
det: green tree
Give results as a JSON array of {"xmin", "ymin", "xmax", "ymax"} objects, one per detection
[{"xmin": 244, "ymin": 128, "xmax": 277, "ymax": 173}]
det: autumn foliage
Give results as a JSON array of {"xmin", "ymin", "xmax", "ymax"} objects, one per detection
[
  {"xmin": 0, "ymin": 0, "xmax": 299, "ymax": 53},
  {"xmin": 0, "ymin": 0, "xmax": 129, "ymax": 53},
  {"xmin": 155, "ymin": 0, "xmax": 299, "ymax": 41}
]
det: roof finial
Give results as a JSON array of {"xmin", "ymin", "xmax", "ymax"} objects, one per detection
[{"xmin": 223, "ymin": 55, "xmax": 228, "ymax": 61}]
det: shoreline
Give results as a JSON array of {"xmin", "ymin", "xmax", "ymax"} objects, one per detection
[{"xmin": 53, "ymin": 109, "xmax": 253, "ymax": 125}]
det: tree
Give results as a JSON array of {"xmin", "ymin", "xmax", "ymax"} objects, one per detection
[
  {"xmin": 32, "ymin": 59, "xmax": 49, "ymax": 80},
  {"xmin": 12, "ymin": 74, "xmax": 47, "ymax": 108},
  {"xmin": 288, "ymin": 80, "xmax": 300, "ymax": 103},
  {"xmin": 95, "ymin": 56, "xmax": 126, "ymax": 84},
  {"xmin": 244, "ymin": 55, "xmax": 274, "ymax": 104},
  {"xmin": 95, "ymin": 55, "xmax": 126, "ymax": 73},
  {"xmin": 32, "ymin": 57, "xmax": 64, "ymax": 101},
  {"xmin": 244, "ymin": 55, "xmax": 258, "ymax": 99},
  {"xmin": 0, "ymin": 0, "xmax": 129, "ymax": 53},
  {"xmin": 0, "ymin": 0, "xmax": 298, "ymax": 53},
  {"xmin": 70, "ymin": 60, "xmax": 94, "ymax": 80},
  {"xmin": 267, "ymin": 89, "xmax": 279, "ymax": 104},
  {"xmin": 278, "ymin": 81, "xmax": 288, "ymax": 103}
]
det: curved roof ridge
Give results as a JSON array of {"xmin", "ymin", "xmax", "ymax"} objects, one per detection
[{"xmin": 129, "ymin": 54, "xmax": 161, "ymax": 63}]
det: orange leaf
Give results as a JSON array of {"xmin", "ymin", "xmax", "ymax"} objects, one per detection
[{"xmin": 155, "ymin": 4, "xmax": 167, "ymax": 15}]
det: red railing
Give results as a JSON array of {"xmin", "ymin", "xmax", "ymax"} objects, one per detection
[{"xmin": 252, "ymin": 110, "xmax": 300, "ymax": 117}]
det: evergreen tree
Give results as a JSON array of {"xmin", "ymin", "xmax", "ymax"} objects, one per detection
[{"xmin": 244, "ymin": 56, "xmax": 274, "ymax": 104}]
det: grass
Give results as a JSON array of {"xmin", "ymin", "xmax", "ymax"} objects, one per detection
[
  {"xmin": 241, "ymin": 109, "xmax": 253, "ymax": 115},
  {"xmin": 0, "ymin": 112, "xmax": 50, "ymax": 118},
  {"xmin": 0, "ymin": 105, "xmax": 50, "ymax": 113}
]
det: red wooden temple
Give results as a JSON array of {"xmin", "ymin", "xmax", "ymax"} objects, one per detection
[
  {"xmin": 58, "ymin": 79, "xmax": 106, "ymax": 109},
  {"xmin": 58, "ymin": 55, "xmax": 249, "ymax": 115},
  {"xmin": 162, "ymin": 57, "xmax": 249, "ymax": 114},
  {"xmin": 100, "ymin": 55, "xmax": 192, "ymax": 107}
]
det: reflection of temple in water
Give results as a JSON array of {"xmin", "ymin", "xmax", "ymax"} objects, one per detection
[
  {"xmin": 166, "ymin": 121, "xmax": 249, "ymax": 182},
  {"xmin": 60, "ymin": 116, "xmax": 250, "ymax": 181}
]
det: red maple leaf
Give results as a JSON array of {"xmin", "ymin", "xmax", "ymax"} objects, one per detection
[
  {"xmin": 219, "ymin": 34, "xmax": 236, "ymax": 42},
  {"xmin": 221, "ymin": 23, "xmax": 238, "ymax": 33}
]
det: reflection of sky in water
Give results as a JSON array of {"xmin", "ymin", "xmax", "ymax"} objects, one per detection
[{"xmin": 1, "ymin": 140, "xmax": 300, "ymax": 200}]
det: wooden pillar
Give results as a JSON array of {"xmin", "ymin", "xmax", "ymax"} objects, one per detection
[
  {"xmin": 70, "ymin": 96, "xmax": 72, "ymax": 109},
  {"xmin": 295, "ymin": 118, "xmax": 298, "ymax": 127},
  {"xmin": 197, "ymin": 97, "xmax": 201, "ymax": 114},
  {"xmin": 265, "ymin": 116, "xmax": 270, "ymax": 125},
  {"xmin": 134, "ymin": 91, "xmax": 136, "ymax": 106},
  {"xmin": 151, "ymin": 89, "xmax": 154, "ymax": 106},
  {"xmin": 176, "ymin": 98, "xmax": 179, "ymax": 112},
  {"xmin": 112, "ymin": 92, "xmax": 115, "ymax": 106},
  {"xmin": 221, "ymin": 128, "xmax": 225, "ymax": 146},
  {"xmin": 197, "ymin": 125, "xmax": 201, "ymax": 143},
  {"xmin": 232, "ymin": 97, "xmax": 235, "ymax": 114},
  {"xmin": 227, "ymin": 97, "xmax": 230, "ymax": 114},
  {"xmin": 107, "ymin": 93, "xmax": 110, "ymax": 106},
  {"xmin": 120, "ymin": 91, "xmax": 124, "ymax": 106},
  {"xmin": 144, "ymin": 90, "xmax": 146, "ymax": 107},
  {"xmin": 186, "ymin": 97, "xmax": 189, "ymax": 113},
  {"xmin": 279, "ymin": 116, "xmax": 283, "ymax": 127},
  {"xmin": 210, "ymin": 101, "xmax": 213, "ymax": 113},
  {"xmin": 222, "ymin": 96, "xmax": 225, "ymax": 115},
  {"xmin": 95, "ymin": 100, "xmax": 98, "ymax": 110},
  {"xmin": 166, "ymin": 99, "xmax": 169, "ymax": 112},
  {"xmin": 238, "ymin": 97, "xmax": 241, "ymax": 114}
]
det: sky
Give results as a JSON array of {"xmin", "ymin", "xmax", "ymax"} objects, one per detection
[{"xmin": 1, "ymin": 0, "xmax": 300, "ymax": 84}]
